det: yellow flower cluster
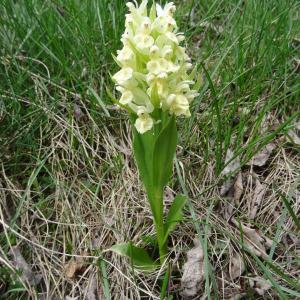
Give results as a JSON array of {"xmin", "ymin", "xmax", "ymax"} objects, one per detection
[{"xmin": 112, "ymin": 0, "xmax": 198, "ymax": 134}]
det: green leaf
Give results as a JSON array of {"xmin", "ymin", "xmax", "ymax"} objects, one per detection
[
  {"xmin": 133, "ymin": 127, "xmax": 155, "ymax": 195},
  {"xmin": 110, "ymin": 242, "xmax": 158, "ymax": 271},
  {"xmin": 132, "ymin": 113, "xmax": 178, "ymax": 230},
  {"xmin": 163, "ymin": 194, "xmax": 187, "ymax": 244},
  {"xmin": 152, "ymin": 115, "xmax": 177, "ymax": 191}
]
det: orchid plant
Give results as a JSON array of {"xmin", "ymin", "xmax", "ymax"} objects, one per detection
[{"xmin": 110, "ymin": 0, "xmax": 199, "ymax": 269}]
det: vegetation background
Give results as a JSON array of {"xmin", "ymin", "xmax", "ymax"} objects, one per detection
[{"xmin": 0, "ymin": 0, "xmax": 299, "ymax": 299}]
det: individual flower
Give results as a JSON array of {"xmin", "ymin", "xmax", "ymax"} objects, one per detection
[
  {"xmin": 112, "ymin": 0, "xmax": 199, "ymax": 134},
  {"xmin": 116, "ymin": 46, "xmax": 136, "ymax": 68},
  {"xmin": 135, "ymin": 113, "xmax": 154, "ymax": 134},
  {"xmin": 112, "ymin": 67, "xmax": 137, "ymax": 89}
]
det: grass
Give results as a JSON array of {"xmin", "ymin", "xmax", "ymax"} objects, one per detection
[{"xmin": 0, "ymin": 0, "xmax": 299, "ymax": 299}]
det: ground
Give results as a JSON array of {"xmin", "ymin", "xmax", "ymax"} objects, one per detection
[{"xmin": 0, "ymin": 0, "xmax": 299, "ymax": 299}]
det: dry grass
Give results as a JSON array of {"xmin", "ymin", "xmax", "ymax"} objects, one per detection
[
  {"xmin": 1, "ymin": 94, "xmax": 299, "ymax": 298},
  {"xmin": 1, "ymin": 0, "xmax": 300, "ymax": 299}
]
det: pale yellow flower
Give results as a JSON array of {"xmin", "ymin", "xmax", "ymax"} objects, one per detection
[
  {"xmin": 156, "ymin": 2, "xmax": 176, "ymax": 17},
  {"xmin": 116, "ymin": 46, "xmax": 135, "ymax": 67},
  {"xmin": 135, "ymin": 113, "xmax": 154, "ymax": 134},
  {"xmin": 152, "ymin": 15, "xmax": 177, "ymax": 34},
  {"xmin": 133, "ymin": 34, "xmax": 154, "ymax": 53},
  {"xmin": 112, "ymin": 0, "xmax": 199, "ymax": 134},
  {"xmin": 166, "ymin": 94, "xmax": 191, "ymax": 117},
  {"xmin": 121, "ymin": 87, "xmax": 154, "ymax": 116},
  {"xmin": 112, "ymin": 67, "xmax": 137, "ymax": 88}
]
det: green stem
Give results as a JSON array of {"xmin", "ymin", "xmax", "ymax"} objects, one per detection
[
  {"xmin": 155, "ymin": 219, "xmax": 167, "ymax": 264},
  {"xmin": 152, "ymin": 191, "xmax": 167, "ymax": 264}
]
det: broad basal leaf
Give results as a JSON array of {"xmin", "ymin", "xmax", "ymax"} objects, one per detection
[{"xmin": 110, "ymin": 242, "xmax": 158, "ymax": 271}]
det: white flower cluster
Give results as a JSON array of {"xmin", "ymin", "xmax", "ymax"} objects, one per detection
[{"xmin": 112, "ymin": 0, "xmax": 198, "ymax": 134}]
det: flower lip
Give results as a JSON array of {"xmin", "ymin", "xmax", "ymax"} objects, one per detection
[
  {"xmin": 149, "ymin": 45, "xmax": 160, "ymax": 58},
  {"xmin": 135, "ymin": 113, "xmax": 154, "ymax": 134},
  {"xmin": 134, "ymin": 34, "xmax": 154, "ymax": 50}
]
